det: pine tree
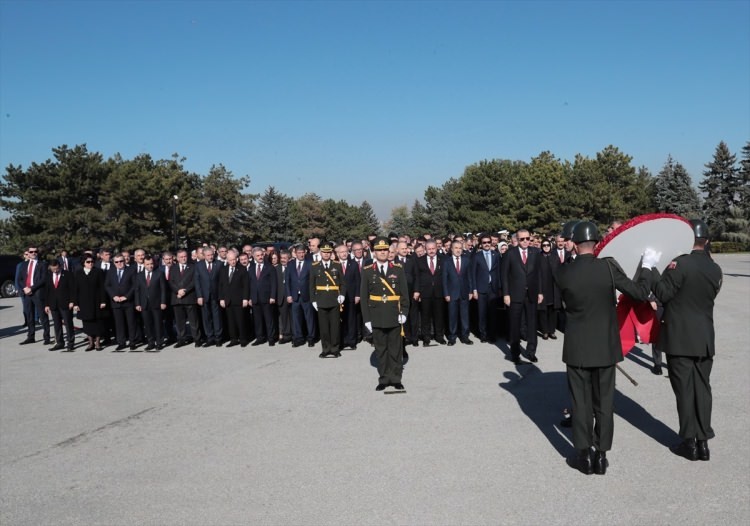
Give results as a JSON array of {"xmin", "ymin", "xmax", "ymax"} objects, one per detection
[
  {"xmin": 358, "ymin": 201, "xmax": 381, "ymax": 236},
  {"xmin": 739, "ymin": 141, "xmax": 750, "ymax": 218},
  {"xmin": 255, "ymin": 186, "xmax": 294, "ymax": 242},
  {"xmin": 699, "ymin": 141, "xmax": 739, "ymax": 238},
  {"xmin": 653, "ymin": 155, "xmax": 701, "ymax": 217}
]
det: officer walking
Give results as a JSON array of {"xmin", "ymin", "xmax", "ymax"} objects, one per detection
[
  {"xmin": 554, "ymin": 221, "xmax": 658, "ymax": 475},
  {"xmin": 360, "ymin": 237, "xmax": 410, "ymax": 392},
  {"xmin": 651, "ymin": 219, "xmax": 722, "ymax": 462},
  {"xmin": 310, "ymin": 242, "xmax": 346, "ymax": 358}
]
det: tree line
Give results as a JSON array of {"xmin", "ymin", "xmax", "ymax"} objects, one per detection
[{"xmin": 1, "ymin": 141, "xmax": 748, "ymax": 254}]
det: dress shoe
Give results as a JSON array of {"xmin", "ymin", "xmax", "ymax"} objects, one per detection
[
  {"xmin": 279, "ymin": 337, "xmax": 292, "ymax": 344},
  {"xmin": 527, "ymin": 354, "xmax": 538, "ymax": 363},
  {"xmin": 226, "ymin": 341, "xmax": 239, "ymax": 347},
  {"xmin": 511, "ymin": 355, "xmax": 521, "ymax": 364},
  {"xmin": 292, "ymin": 342, "xmax": 304, "ymax": 348},
  {"xmin": 392, "ymin": 383, "xmax": 405, "ymax": 391},
  {"xmin": 375, "ymin": 384, "xmax": 387, "ymax": 391},
  {"xmin": 308, "ymin": 341, "xmax": 315, "ymax": 347},
  {"xmin": 241, "ymin": 341, "xmax": 249, "ymax": 348},
  {"xmin": 145, "ymin": 344, "xmax": 155, "ymax": 351},
  {"xmin": 697, "ymin": 440, "xmax": 710, "ymax": 461},
  {"xmin": 422, "ymin": 340, "xmax": 431, "ymax": 347},
  {"xmin": 129, "ymin": 345, "xmax": 138, "ymax": 351},
  {"xmin": 216, "ymin": 342, "xmax": 223, "ymax": 348},
  {"xmin": 447, "ymin": 340, "xmax": 455, "ymax": 346},
  {"xmin": 20, "ymin": 338, "xmax": 35, "ymax": 345},
  {"xmin": 43, "ymin": 339, "xmax": 52, "ymax": 345},
  {"xmin": 541, "ymin": 333, "xmax": 549, "ymax": 340},
  {"xmin": 269, "ymin": 342, "xmax": 276, "ymax": 347},
  {"xmin": 577, "ymin": 449, "xmax": 593, "ymax": 475},
  {"xmin": 146, "ymin": 347, "xmax": 160, "ymax": 353},
  {"xmin": 194, "ymin": 341, "xmax": 203, "ymax": 348},
  {"xmin": 174, "ymin": 341, "xmax": 187, "ymax": 348},
  {"xmin": 50, "ymin": 343, "xmax": 65, "ymax": 351},
  {"xmin": 156, "ymin": 343, "xmax": 165, "ymax": 350},
  {"xmin": 549, "ymin": 333, "xmax": 557, "ymax": 340},
  {"xmin": 332, "ymin": 351, "xmax": 341, "ymax": 358},
  {"xmin": 670, "ymin": 438, "xmax": 699, "ymax": 461},
  {"xmin": 319, "ymin": 352, "xmax": 328, "ymax": 358},
  {"xmin": 593, "ymin": 451, "xmax": 608, "ymax": 475},
  {"xmin": 61, "ymin": 348, "xmax": 75, "ymax": 352},
  {"xmin": 461, "ymin": 338, "xmax": 473, "ymax": 345},
  {"xmin": 435, "ymin": 338, "xmax": 447, "ymax": 345},
  {"xmin": 251, "ymin": 339, "xmax": 267, "ymax": 346},
  {"xmin": 651, "ymin": 365, "xmax": 663, "ymax": 375},
  {"xmin": 202, "ymin": 341, "xmax": 211, "ymax": 347},
  {"xmin": 85, "ymin": 344, "xmax": 95, "ymax": 352},
  {"xmin": 115, "ymin": 344, "xmax": 127, "ymax": 351}
]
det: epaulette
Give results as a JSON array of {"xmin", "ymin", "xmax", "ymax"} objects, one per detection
[
  {"xmin": 364, "ymin": 264, "xmax": 374, "ymax": 270},
  {"xmin": 392, "ymin": 262, "xmax": 402, "ymax": 268},
  {"xmin": 312, "ymin": 261, "xmax": 320, "ymax": 266}
]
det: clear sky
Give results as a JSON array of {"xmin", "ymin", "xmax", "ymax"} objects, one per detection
[{"xmin": 1, "ymin": 0, "xmax": 748, "ymax": 220}]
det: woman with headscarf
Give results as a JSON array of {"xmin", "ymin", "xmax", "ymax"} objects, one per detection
[{"xmin": 72, "ymin": 254, "xmax": 107, "ymax": 350}]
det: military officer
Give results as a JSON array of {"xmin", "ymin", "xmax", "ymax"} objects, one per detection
[
  {"xmin": 360, "ymin": 237, "xmax": 410, "ymax": 392},
  {"xmin": 554, "ymin": 221, "xmax": 658, "ymax": 475},
  {"xmin": 651, "ymin": 219, "xmax": 722, "ymax": 462},
  {"xmin": 310, "ymin": 242, "xmax": 346, "ymax": 358}
]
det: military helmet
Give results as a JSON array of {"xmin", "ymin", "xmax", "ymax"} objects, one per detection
[
  {"xmin": 561, "ymin": 220, "xmax": 580, "ymax": 240},
  {"xmin": 571, "ymin": 221, "xmax": 600, "ymax": 243},
  {"xmin": 689, "ymin": 219, "xmax": 710, "ymax": 239}
]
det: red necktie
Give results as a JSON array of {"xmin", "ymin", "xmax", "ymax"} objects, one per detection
[
  {"xmin": 342, "ymin": 262, "xmax": 346, "ymax": 274},
  {"xmin": 54, "ymin": 273, "xmax": 59, "ymax": 288},
  {"xmin": 455, "ymin": 257, "xmax": 460, "ymax": 274},
  {"xmin": 26, "ymin": 261, "xmax": 33, "ymax": 287},
  {"xmin": 522, "ymin": 250, "xmax": 527, "ymax": 264},
  {"xmin": 165, "ymin": 266, "xmax": 170, "ymax": 281},
  {"xmin": 256, "ymin": 265, "xmax": 261, "ymax": 279},
  {"xmin": 559, "ymin": 251, "xmax": 564, "ymax": 264},
  {"xmin": 429, "ymin": 257, "xmax": 435, "ymax": 275},
  {"xmin": 146, "ymin": 272, "xmax": 151, "ymax": 287},
  {"xmin": 208, "ymin": 262, "xmax": 212, "ymax": 273}
]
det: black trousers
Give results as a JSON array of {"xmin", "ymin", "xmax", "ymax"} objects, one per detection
[
  {"xmin": 373, "ymin": 325, "xmax": 403, "ymax": 385},
  {"xmin": 173, "ymin": 303, "xmax": 200, "ymax": 343},
  {"xmin": 112, "ymin": 304, "xmax": 136, "ymax": 345},
  {"xmin": 278, "ymin": 301, "xmax": 291, "ymax": 340},
  {"xmin": 537, "ymin": 305, "xmax": 556, "ymax": 336},
  {"xmin": 200, "ymin": 299, "xmax": 222, "ymax": 343},
  {"xmin": 252, "ymin": 302, "xmax": 275, "ymax": 342},
  {"xmin": 667, "ymin": 354, "xmax": 714, "ymax": 440},
  {"xmin": 224, "ymin": 305, "xmax": 248, "ymax": 344},
  {"xmin": 404, "ymin": 298, "xmax": 420, "ymax": 343},
  {"xmin": 50, "ymin": 307, "xmax": 74, "ymax": 347},
  {"xmin": 340, "ymin": 299, "xmax": 357, "ymax": 347},
  {"xmin": 317, "ymin": 305, "xmax": 340, "ymax": 354},
  {"xmin": 446, "ymin": 299, "xmax": 470, "ymax": 342},
  {"xmin": 420, "ymin": 296, "xmax": 444, "ymax": 342},
  {"xmin": 567, "ymin": 364, "xmax": 616, "ymax": 451},
  {"xmin": 476, "ymin": 292, "xmax": 498, "ymax": 341},
  {"xmin": 509, "ymin": 298, "xmax": 538, "ymax": 357},
  {"xmin": 24, "ymin": 293, "xmax": 50, "ymax": 341},
  {"xmin": 141, "ymin": 308, "xmax": 163, "ymax": 345},
  {"xmin": 291, "ymin": 300, "xmax": 316, "ymax": 344}
]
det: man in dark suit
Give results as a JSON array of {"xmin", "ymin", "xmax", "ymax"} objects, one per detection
[
  {"xmin": 472, "ymin": 233, "xmax": 501, "ymax": 343},
  {"xmin": 219, "ymin": 250, "xmax": 249, "ymax": 347},
  {"xmin": 414, "ymin": 240, "xmax": 446, "ymax": 346},
  {"xmin": 350, "ymin": 241, "xmax": 373, "ymax": 342},
  {"xmin": 104, "ymin": 253, "xmax": 138, "ymax": 351},
  {"xmin": 44, "ymin": 259, "xmax": 75, "ymax": 351},
  {"xmin": 159, "ymin": 252, "xmax": 177, "ymax": 344},
  {"xmin": 395, "ymin": 241, "xmax": 419, "ymax": 346},
  {"xmin": 285, "ymin": 244, "xmax": 316, "ymax": 347},
  {"xmin": 555, "ymin": 221, "xmax": 657, "ymax": 475},
  {"xmin": 18, "ymin": 246, "xmax": 51, "ymax": 345},
  {"xmin": 170, "ymin": 249, "xmax": 202, "ymax": 348},
  {"xmin": 135, "ymin": 256, "xmax": 167, "ymax": 351},
  {"xmin": 249, "ymin": 247, "xmax": 278, "ymax": 346},
  {"xmin": 195, "ymin": 247, "xmax": 223, "ymax": 347},
  {"xmin": 651, "ymin": 219, "xmax": 723, "ymax": 462},
  {"xmin": 57, "ymin": 250, "xmax": 79, "ymax": 273},
  {"xmin": 442, "ymin": 240, "xmax": 475, "ymax": 345},
  {"xmin": 501, "ymin": 228, "xmax": 544, "ymax": 362},
  {"xmin": 335, "ymin": 244, "xmax": 360, "ymax": 350},
  {"xmin": 276, "ymin": 250, "xmax": 292, "ymax": 344}
]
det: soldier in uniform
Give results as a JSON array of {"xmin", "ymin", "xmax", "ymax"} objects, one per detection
[
  {"xmin": 310, "ymin": 242, "xmax": 346, "ymax": 358},
  {"xmin": 651, "ymin": 219, "xmax": 722, "ymax": 462},
  {"xmin": 554, "ymin": 222, "xmax": 658, "ymax": 475},
  {"xmin": 360, "ymin": 237, "xmax": 410, "ymax": 392}
]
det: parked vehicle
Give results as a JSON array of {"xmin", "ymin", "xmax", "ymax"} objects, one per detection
[{"xmin": 0, "ymin": 255, "xmax": 23, "ymax": 298}]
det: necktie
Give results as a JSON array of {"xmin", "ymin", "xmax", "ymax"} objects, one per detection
[
  {"xmin": 25, "ymin": 261, "xmax": 33, "ymax": 287},
  {"xmin": 180, "ymin": 265, "xmax": 185, "ymax": 275},
  {"xmin": 522, "ymin": 250, "xmax": 527, "ymax": 264},
  {"xmin": 485, "ymin": 251, "xmax": 491, "ymax": 269},
  {"xmin": 118, "ymin": 269, "xmax": 123, "ymax": 282},
  {"xmin": 54, "ymin": 273, "xmax": 59, "ymax": 288},
  {"xmin": 380, "ymin": 265, "xmax": 386, "ymax": 278},
  {"xmin": 229, "ymin": 267, "xmax": 234, "ymax": 282},
  {"xmin": 429, "ymin": 257, "xmax": 435, "ymax": 275},
  {"xmin": 208, "ymin": 262, "xmax": 212, "ymax": 273},
  {"xmin": 146, "ymin": 272, "xmax": 151, "ymax": 286},
  {"xmin": 165, "ymin": 266, "xmax": 170, "ymax": 280},
  {"xmin": 256, "ymin": 264, "xmax": 261, "ymax": 279},
  {"xmin": 342, "ymin": 262, "xmax": 346, "ymax": 274},
  {"xmin": 297, "ymin": 261, "xmax": 302, "ymax": 275},
  {"xmin": 559, "ymin": 250, "xmax": 564, "ymax": 264},
  {"xmin": 455, "ymin": 257, "xmax": 460, "ymax": 274},
  {"xmin": 103, "ymin": 263, "xmax": 108, "ymax": 271},
  {"xmin": 63, "ymin": 259, "xmax": 68, "ymax": 271},
  {"xmin": 138, "ymin": 265, "xmax": 143, "ymax": 273}
]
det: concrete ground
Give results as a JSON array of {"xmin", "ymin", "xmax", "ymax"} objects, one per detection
[{"xmin": 1, "ymin": 253, "xmax": 748, "ymax": 526}]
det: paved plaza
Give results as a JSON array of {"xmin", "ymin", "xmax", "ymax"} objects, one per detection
[{"xmin": 1, "ymin": 254, "xmax": 749, "ymax": 525}]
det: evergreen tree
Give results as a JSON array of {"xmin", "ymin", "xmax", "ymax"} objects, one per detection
[
  {"xmin": 699, "ymin": 141, "xmax": 738, "ymax": 238},
  {"xmin": 739, "ymin": 141, "xmax": 750, "ymax": 218},
  {"xmin": 653, "ymin": 155, "xmax": 701, "ymax": 217},
  {"xmin": 410, "ymin": 200, "xmax": 429, "ymax": 235},
  {"xmin": 358, "ymin": 201, "xmax": 381, "ymax": 237},
  {"xmin": 290, "ymin": 193, "xmax": 326, "ymax": 241},
  {"xmin": 384, "ymin": 205, "xmax": 414, "ymax": 237},
  {"xmin": 200, "ymin": 164, "xmax": 253, "ymax": 245},
  {"xmin": 255, "ymin": 186, "xmax": 294, "ymax": 242}
]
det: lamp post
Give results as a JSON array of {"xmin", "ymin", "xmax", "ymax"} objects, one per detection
[{"xmin": 172, "ymin": 195, "xmax": 179, "ymax": 251}]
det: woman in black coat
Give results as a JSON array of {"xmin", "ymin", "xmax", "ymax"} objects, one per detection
[
  {"xmin": 72, "ymin": 256, "xmax": 107, "ymax": 350},
  {"xmin": 537, "ymin": 239, "xmax": 560, "ymax": 340}
]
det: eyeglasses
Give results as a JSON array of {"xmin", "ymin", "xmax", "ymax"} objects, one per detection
[
  {"xmin": 114, "ymin": 260, "xmax": 124, "ymax": 263},
  {"xmin": 482, "ymin": 241, "xmax": 491, "ymax": 244},
  {"xmin": 28, "ymin": 250, "xmax": 38, "ymax": 253},
  {"xmin": 518, "ymin": 237, "xmax": 530, "ymax": 241},
  {"xmin": 84, "ymin": 260, "xmax": 93, "ymax": 264},
  {"xmin": 542, "ymin": 243, "xmax": 550, "ymax": 247}
]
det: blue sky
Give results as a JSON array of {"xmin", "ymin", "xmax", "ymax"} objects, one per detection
[{"xmin": 1, "ymin": 0, "xmax": 748, "ymax": 220}]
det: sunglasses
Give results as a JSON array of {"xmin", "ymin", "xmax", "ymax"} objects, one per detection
[
  {"xmin": 518, "ymin": 237, "xmax": 530, "ymax": 241},
  {"xmin": 482, "ymin": 241, "xmax": 491, "ymax": 244},
  {"xmin": 28, "ymin": 250, "xmax": 38, "ymax": 253},
  {"xmin": 84, "ymin": 260, "xmax": 93, "ymax": 264},
  {"xmin": 114, "ymin": 260, "xmax": 124, "ymax": 263},
  {"xmin": 542, "ymin": 243, "xmax": 550, "ymax": 247}
]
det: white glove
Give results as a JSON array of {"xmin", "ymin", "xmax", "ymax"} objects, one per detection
[
  {"xmin": 397, "ymin": 314, "xmax": 406, "ymax": 325},
  {"xmin": 312, "ymin": 302, "xmax": 318, "ymax": 311},
  {"xmin": 365, "ymin": 321, "xmax": 372, "ymax": 332},
  {"xmin": 641, "ymin": 248, "xmax": 662, "ymax": 269},
  {"xmin": 337, "ymin": 295, "xmax": 345, "ymax": 304}
]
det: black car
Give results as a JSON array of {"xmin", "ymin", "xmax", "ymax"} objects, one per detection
[{"xmin": 0, "ymin": 255, "xmax": 23, "ymax": 298}]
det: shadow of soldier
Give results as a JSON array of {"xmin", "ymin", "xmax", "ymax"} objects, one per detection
[{"xmin": 614, "ymin": 387, "xmax": 679, "ymax": 447}]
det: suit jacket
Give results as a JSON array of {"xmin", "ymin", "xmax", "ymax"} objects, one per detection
[
  {"xmin": 555, "ymin": 254, "xmax": 653, "ymax": 367},
  {"xmin": 17, "ymin": 258, "xmax": 47, "ymax": 298},
  {"xmin": 169, "ymin": 263, "xmax": 197, "ymax": 304},
  {"xmin": 394, "ymin": 255, "xmax": 416, "ymax": 294},
  {"xmin": 57, "ymin": 256, "xmax": 79, "ymax": 272},
  {"xmin": 472, "ymin": 250, "xmax": 501, "ymax": 295},
  {"xmin": 500, "ymin": 246, "xmax": 543, "ymax": 302},
  {"xmin": 414, "ymin": 254, "xmax": 444, "ymax": 298},
  {"xmin": 652, "ymin": 250, "xmax": 722, "ymax": 357},
  {"xmin": 442, "ymin": 253, "xmax": 475, "ymax": 300},
  {"xmin": 96, "ymin": 261, "xmax": 114, "ymax": 275},
  {"xmin": 218, "ymin": 265, "xmax": 249, "ymax": 306},
  {"xmin": 135, "ymin": 268, "xmax": 167, "ymax": 310},
  {"xmin": 276, "ymin": 265, "xmax": 287, "ymax": 304},
  {"xmin": 539, "ymin": 251, "xmax": 563, "ymax": 308},
  {"xmin": 44, "ymin": 270, "xmax": 74, "ymax": 310},
  {"xmin": 194, "ymin": 260, "xmax": 222, "ymax": 301},
  {"xmin": 285, "ymin": 259, "xmax": 312, "ymax": 302},
  {"xmin": 340, "ymin": 258, "xmax": 361, "ymax": 301},
  {"xmin": 249, "ymin": 262, "xmax": 278, "ymax": 304},
  {"xmin": 104, "ymin": 265, "xmax": 136, "ymax": 307}
]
